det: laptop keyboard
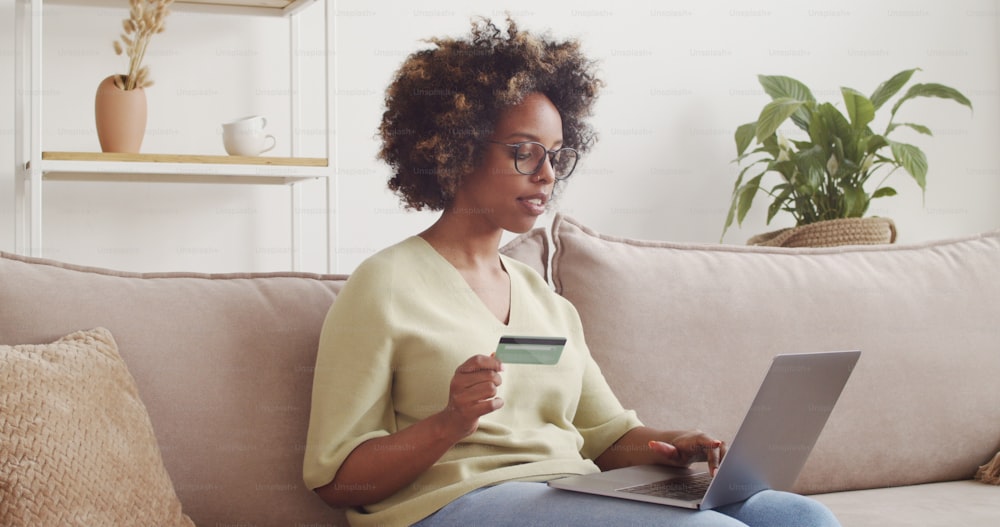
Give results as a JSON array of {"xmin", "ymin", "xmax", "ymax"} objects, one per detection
[{"xmin": 618, "ymin": 472, "xmax": 712, "ymax": 502}]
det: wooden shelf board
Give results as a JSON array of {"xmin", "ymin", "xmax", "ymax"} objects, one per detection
[
  {"xmin": 178, "ymin": 0, "xmax": 298, "ymax": 8},
  {"xmin": 176, "ymin": 0, "xmax": 317, "ymax": 15},
  {"xmin": 31, "ymin": 152, "xmax": 329, "ymax": 185},
  {"xmin": 47, "ymin": 0, "xmax": 317, "ymax": 16},
  {"xmin": 41, "ymin": 151, "xmax": 327, "ymax": 167},
  {"xmin": 41, "ymin": 172, "xmax": 301, "ymax": 185}
]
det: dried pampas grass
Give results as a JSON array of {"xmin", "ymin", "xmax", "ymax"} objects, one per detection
[
  {"xmin": 112, "ymin": 0, "xmax": 173, "ymax": 90},
  {"xmin": 976, "ymin": 451, "xmax": 1000, "ymax": 485}
]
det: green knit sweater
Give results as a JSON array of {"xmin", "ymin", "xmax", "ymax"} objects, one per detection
[{"xmin": 303, "ymin": 236, "xmax": 641, "ymax": 527}]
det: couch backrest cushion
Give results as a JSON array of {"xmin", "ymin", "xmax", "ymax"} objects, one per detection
[
  {"xmin": 0, "ymin": 252, "xmax": 349, "ymax": 526},
  {"xmin": 500, "ymin": 227, "xmax": 549, "ymax": 281},
  {"xmin": 550, "ymin": 214, "xmax": 1000, "ymax": 494},
  {"xmin": 0, "ymin": 232, "xmax": 550, "ymax": 526}
]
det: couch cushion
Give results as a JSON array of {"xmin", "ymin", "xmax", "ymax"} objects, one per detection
[
  {"xmin": 0, "ymin": 233, "xmax": 550, "ymax": 526},
  {"xmin": 811, "ymin": 480, "xmax": 1000, "ymax": 527},
  {"xmin": 500, "ymin": 227, "xmax": 549, "ymax": 281},
  {"xmin": 0, "ymin": 252, "xmax": 349, "ymax": 526},
  {"xmin": 551, "ymin": 214, "xmax": 1000, "ymax": 494},
  {"xmin": 0, "ymin": 328, "xmax": 194, "ymax": 527}
]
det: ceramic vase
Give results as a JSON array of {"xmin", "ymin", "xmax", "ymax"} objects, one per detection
[{"xmin": 94, "ymin": 74, "xmax": 147, "ymax": 153}]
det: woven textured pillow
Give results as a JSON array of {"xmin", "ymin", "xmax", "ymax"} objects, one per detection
[{"xmin": 0, "ymin": 328, "xmax": 193, "ymax": 527}]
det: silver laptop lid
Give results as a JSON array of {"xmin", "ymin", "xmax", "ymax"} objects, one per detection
[{"xmin": 702, "ymin": 350, "xmax": 860, "ymax": 509}]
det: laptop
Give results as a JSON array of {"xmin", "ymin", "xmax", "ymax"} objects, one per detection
[{"xmin": 548, "ymin": 350, "xmax": 860, "ymax": 510}]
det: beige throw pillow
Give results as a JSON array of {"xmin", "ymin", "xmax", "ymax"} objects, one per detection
[{"xmin": 0, "ymin": 328, "xmax": 193, "ymax": 527}]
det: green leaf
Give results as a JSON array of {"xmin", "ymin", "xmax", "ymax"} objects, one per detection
[
  {"xmin": 813, "ymin": 102, "xmax": 857, "ymax": 162},
  {"xmin": 736, "ymin": 174, "xmax": 764, "ymax": 225},
  {"xmin": 886, "ymin": 122, "xmax": 933, "ymax": 136},
  {"xmin": 869, "ymin": 68, "xmax": 920, "ymax": 111},
  {"xmin": 758, "ymin": 74, "xmax": 815, "ymax": 131},
  {"xmin": 758, "ymin": 74, "xmax": 815, "ymax": 102},
  {"xmin": 722, "ymin": 169, "xmax": 749, "ymax": 239},
  {"xmin": 766, "ymin": 184, "xmax": 793, "ymax": 224},
  {"xmin": 836, "ymin": 157, "xmax": 861, "ymax": 180},
  {"xmin": 722, "ymin": 199, "xmax": 738, "ymax": 240},
  {"xmin": 891, "ymin": 83, "xmax": 974, "ymax": 118},
  {"xmin": 759, "ymin": 133, "xmax": 781, "ymax": 158},
  {"xmin": 842, "ymin": 87, "xmax": 876, "ymax": 130},
  {"xmin": 722, "ymin": 167, "xmax": 764, "ymax": 240},
  {"xmin": 765, "ymin": 159, "xmax": 795, "ymax": 181},
  {"xmin": 755, "ymin": 98, "xmax": 805, "ymax": 143},
  {"xmin": 889, "ymin": 141, "xmax": 928, "ymax": 191},
  {"xmin": 865, "ymin": 135, "xmax": 889, "ymax": 154},
  {"xmin": 871, "ymin": 187, "xmax": 898, "ymax": 199},
  {"xmin": 735, "ymin": 122, "xmax": 757, "ymax": 156},
  {"xmin": 832, "ymin": 135, "xmax": 845, "ymax": 162},
  {"xmin": 841, "ymin": 185, "xmax": 869, "ymax": 217},
  {"xmin": 792, "ymin": 145, "xmax": 826, "ymax": 195},
  {"xmin": 730, "ymin": 162, "xmax": 758, "ymax": 197},
  {"xmin": 807, "ymin": 105, "xmax": 834, "ymax": 155}
]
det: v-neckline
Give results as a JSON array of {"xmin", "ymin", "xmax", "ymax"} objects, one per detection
[{"xmin": 412, "ymin": 236, "xmax": 515, "ymax": 327}]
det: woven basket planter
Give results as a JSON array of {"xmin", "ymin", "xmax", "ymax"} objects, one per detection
[{"xmin": 747, "ymin": 217, "xmax": 897, "ymax": 248}]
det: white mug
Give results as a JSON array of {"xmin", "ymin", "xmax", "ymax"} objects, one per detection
[{"xmin": 222, "ymin": 115, "xmax": 276, "ymax": 156}]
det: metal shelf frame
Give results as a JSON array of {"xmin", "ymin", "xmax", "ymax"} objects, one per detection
[{"xmin": 13, "ymin": 0, "xmax": 334, "ymax": 271}]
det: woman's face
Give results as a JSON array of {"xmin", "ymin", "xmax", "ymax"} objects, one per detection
[{"xmin": 451, "ymin": 91, "xmax": 564, "ymax": 234}]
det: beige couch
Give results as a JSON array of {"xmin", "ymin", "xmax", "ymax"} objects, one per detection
[{"xmin": 1, "ymin": 213, "xmax": 997, "ymax": 527}]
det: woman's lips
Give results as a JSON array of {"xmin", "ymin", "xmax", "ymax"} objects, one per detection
[{"xmin": 518, "ymin": 195, "xmax": 547, "ymax": 215}]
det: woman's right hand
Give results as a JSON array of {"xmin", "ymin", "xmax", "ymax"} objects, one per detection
[{"xmin": 437, "ymin": 354, "xmax": 505, "ymax": 441}]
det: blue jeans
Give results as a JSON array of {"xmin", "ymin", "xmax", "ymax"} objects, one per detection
[{"xmin": 412, "ymin": 481, "xmax": 841, "ymax": 527}]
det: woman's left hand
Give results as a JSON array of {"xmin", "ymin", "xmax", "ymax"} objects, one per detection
[{"xmin": 648, "ymin": 430, "xmax": 726, "ymax": 476}]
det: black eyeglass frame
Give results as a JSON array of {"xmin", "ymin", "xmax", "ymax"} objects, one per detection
[{"xmin": 486, "ymin": 140, "xmax": 579, "ymax": 181}]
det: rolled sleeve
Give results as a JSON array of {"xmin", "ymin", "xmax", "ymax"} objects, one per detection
[
  {"xmin": 573, "ymin": 354, "xmax": 643, "ymax": 461},
  {"xmin": 302, "ymin": 268, "xmax": 397, "ymax": 490}
]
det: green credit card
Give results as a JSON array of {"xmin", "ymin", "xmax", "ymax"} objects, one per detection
[{"xmin": 496, "ymin": 336, "xmax": 566, "ymax": 365}]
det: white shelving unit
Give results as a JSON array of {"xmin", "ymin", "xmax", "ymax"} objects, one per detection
[{"xmin": 13, "ymin": 0, "xmax": 334, "ymax": 271}]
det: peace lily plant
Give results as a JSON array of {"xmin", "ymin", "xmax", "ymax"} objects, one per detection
[{"xmin": 722, "ymin": 68, "xmax": 972, "ymax": 241}]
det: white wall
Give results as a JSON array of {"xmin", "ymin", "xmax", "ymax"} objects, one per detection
[{"xmin": 3, "ymin": 0, "xmax": 998, "ymax": 274}]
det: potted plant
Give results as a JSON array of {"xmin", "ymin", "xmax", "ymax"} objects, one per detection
[
  {"xmin": 721, "ymin": 68, "xmax": 972, "ymax": 246},
  {"xmin": 95, "ymin": 0, "xmax": 173, "ymax": 153}
]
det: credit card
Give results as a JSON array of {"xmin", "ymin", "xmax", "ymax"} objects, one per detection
[{"xmin": 495, "ymin": 336, "xmax": 566, "ymax": 365}]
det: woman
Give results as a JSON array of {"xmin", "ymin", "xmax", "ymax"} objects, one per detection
[{"xmin": 303, "ymin": 16, "xmax": 841, "ymax": 527}]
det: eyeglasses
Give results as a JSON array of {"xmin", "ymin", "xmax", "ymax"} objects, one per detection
[{"xmin": 486, "ymin": 140, "xmax": 579, "ymax": 180}]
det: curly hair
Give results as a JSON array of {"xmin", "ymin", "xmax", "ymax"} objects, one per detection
[{"xmin": 377, "ymin": 16, "xmax": 603, "ymax": 211}]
